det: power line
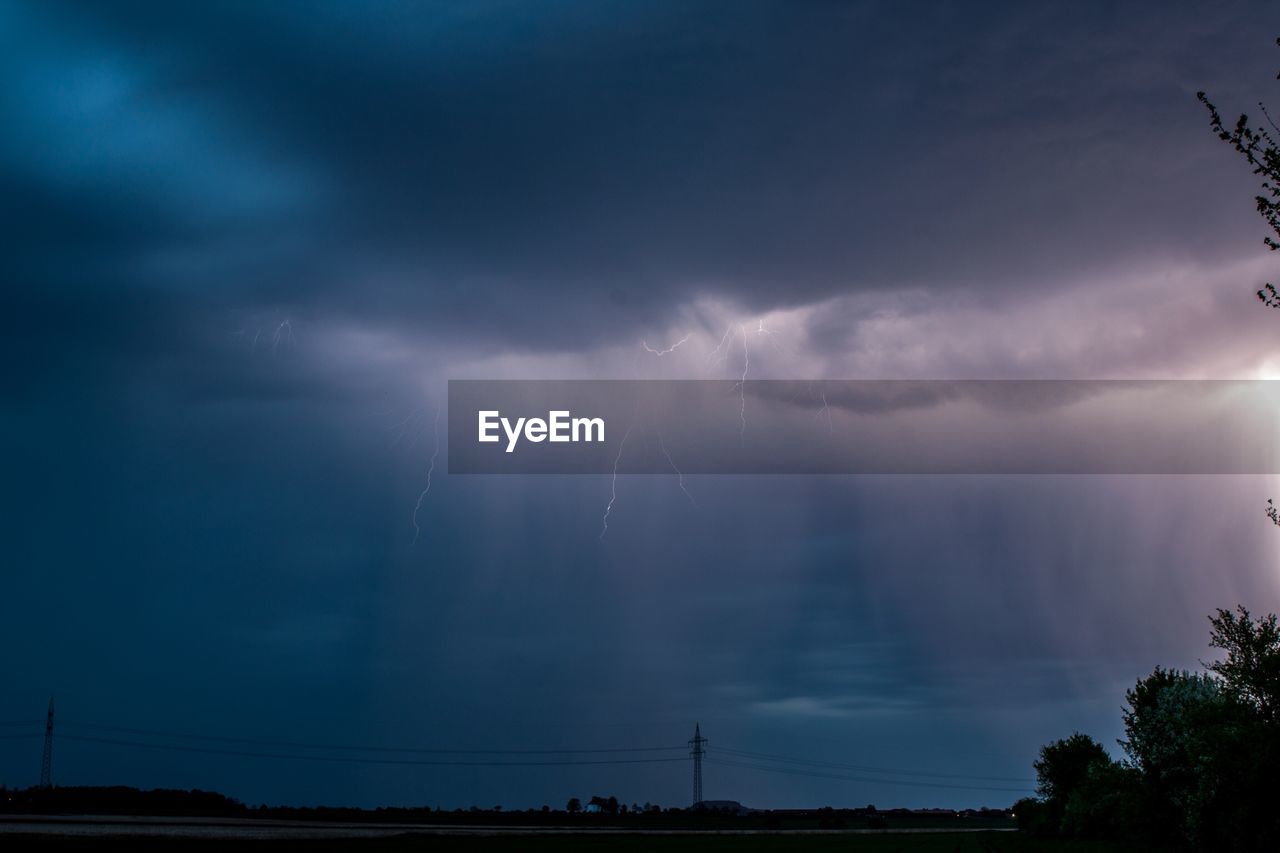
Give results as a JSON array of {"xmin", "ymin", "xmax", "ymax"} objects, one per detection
[
  {"xmin": 17, "ymin": 715, "xmax": 1038, "ymax": 794},
  {"xmin": 58, "ymin": 734, "xmax": 691, "ymax": 768},
  {"xmin": 705, "ymin": 758, "xmax": 1033, "ymax": 794},
  {"xmin": 58, "ymin": 722, "xmax": 684, "ymax": 755},
  {"xmin": 713, "ymin": 746, "xmax": 1035, "ymax": 784}
]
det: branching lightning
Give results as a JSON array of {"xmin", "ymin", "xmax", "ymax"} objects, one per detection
[
  {"xmin": 708, "ymin": 324, "xmax": 738, "ymax": 367},
  {"xmin": 641, "ymin": 334, "xmax": 690, "ymax": 357},
  {"xmin": 607, "ymin": 315, "xmax": 786, "ymax": 534},
  {"xmin": 599, "ymin": 425, "xmax": 632, "ymax": 540},
  {"xmin": 817, "ymin": 389, "xmax": 834, "ymax": 432},
  {"xmin": 231, "ymin": 313, "xmax": 297, "ymax": 355},
  {"xmin": 658, "ymin": 434, "xmax": 696, "ymax": 507},
  {"xmin": 411, "ymin": 403, "xmax": 442, "ymax": 545},
  {"xmin": 709, "ymin": 318, "xmax": 782, "ymax": 442},
  {"xmin": 272, "ymin": 318, "xmax": 296, "ymax": 355}
]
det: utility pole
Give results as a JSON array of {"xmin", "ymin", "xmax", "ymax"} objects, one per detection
[
  {"xmin": 688, "ymin": 722, "xmax": 706, "ymax": 806},
  {"xmin": 40, "ymin": 696, "xmax": 54, "ymax": 789}
]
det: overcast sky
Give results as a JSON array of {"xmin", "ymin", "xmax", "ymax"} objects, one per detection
[{"xmin": 4, "ymin": 0, "xmax": 1280, "ymax": 811}]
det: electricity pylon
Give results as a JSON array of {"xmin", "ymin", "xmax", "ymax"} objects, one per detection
[
  {"xmin": 689, "ymin": 722, "xmax": 706, "ymax": 806},
  {"xmin": 40, "ymin": 696, "xmax": 54, "ymax": 789}
]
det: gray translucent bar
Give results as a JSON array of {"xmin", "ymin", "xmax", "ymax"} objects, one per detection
[{"xmin": 447, "ymin": 380, "xmax": 1280, "ymax": 474}]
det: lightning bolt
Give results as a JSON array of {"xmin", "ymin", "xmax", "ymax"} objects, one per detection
[
  {"xmin": 411, "ymin": 403, "xmax": 442, "ymax": 545},
  {"xmin": 641, "ymin": 334, "xmax": 690, "ymax": 357},
  {"xmin": 753, "ymin": 316, "xmax": 790, "ymax": 356},
  {"xmin": 817, "ymin": 389, "xmax": 834, "ymax": 432},
  {"xmin": 732, "ymin": 324, "xmax": 750, "ymax": 441},
  {"xmin": 710, "ymin": 319, "xmax": 782, "ymax": 441},
  {"xmin": 708, "ymin": 324, "xmax": 738, "ymax": 367},
  {"xmin": 599, "ymin": 425, "xmax": 633, "ymax": 540},
  {"xmin": 658, "ymin": 434, "xmax": 696, "ymax": 507},
  {"xmin": 389, "ymin": 406, "xmax": 427, "ymax": 449},
  {"xmin": 613, "ymin": 316, "xmax": 785, "ymax": 526},
  {"xmin": 272, "ymin": 318, "xmax": 296, "ymax": 355},
  {"xmin": 231, "ymin": 312, "xmax": 297, "ymax": 355}
]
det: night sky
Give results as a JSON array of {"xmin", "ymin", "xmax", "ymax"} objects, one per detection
[{"xmin": 5, "ymin": 0, "xmax": 1280, "ymax": 811}]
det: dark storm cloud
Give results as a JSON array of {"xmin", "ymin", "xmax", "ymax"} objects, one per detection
[{"xmin": 6, "ymin": 0, "xmax": 1279, "ymax": 364}]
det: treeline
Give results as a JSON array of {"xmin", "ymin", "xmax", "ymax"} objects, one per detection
[
  {"xmin": 2, "ymin": 786, "xmax": 245, "ymax": 818},
  {"xmin": 0, "ymin": 786, "xmax": 1010, "ymax": 831},
  {"xmin": 1017, "ymin": 607, "xmax": 1280, "ymax": 850},
  {"xmin": 5, "ymin": 787, "xmax": 657, "ymax": 824}
]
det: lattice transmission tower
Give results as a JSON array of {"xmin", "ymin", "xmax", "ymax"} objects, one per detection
[
  {"xmin": 40, "ymin": 696, "xmax": 54, "ymax": 788},
  {"xmin": 689, "ymin": 722, "xmax": 707, "ymax": 806}
]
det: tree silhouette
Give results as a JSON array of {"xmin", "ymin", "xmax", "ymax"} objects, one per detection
[
  {"xmin": 1198, "ymin": 38, "xmax": 1280, "ymax": 527},
  {"xmin": 1198, "ymin": 37, "xmax": 1280, "ymax": 308},
  {"xmin": 1030, "ymin": 610, "xmax": 1280, "ymax": 846},
  {"xmin": 1205, "ymin": 605, "xmax": 1280, "ymax": 723},
  {"xmin": 1034, "ymin": 733, "xmax": 1110, "ymax": 803},
  {"xmin": 1119, "ymin": 666, "xmax": 1258, "ymax": 848}
]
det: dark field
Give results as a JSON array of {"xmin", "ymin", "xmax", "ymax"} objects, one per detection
[{"xmin": 0, "ymin": 831, "xmax": 1146, "ymax": 852}]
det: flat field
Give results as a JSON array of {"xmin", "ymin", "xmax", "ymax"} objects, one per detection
[{"xmin": 0, "ymin": 829, "xmax": 1145, "ymax": 852}]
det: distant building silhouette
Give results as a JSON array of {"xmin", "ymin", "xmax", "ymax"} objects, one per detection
[{"xmin": 692, "ymin": 799, "xmax": 755, "ymax": 816}]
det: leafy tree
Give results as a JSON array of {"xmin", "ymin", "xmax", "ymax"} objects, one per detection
[
  {"xmin": 1059, "ymin": 759, "xmax": 1142, "ymax": 841},
  {"xmin": 1121, "ymin": 669, "xmax": 1233, "ymax": 845},
  {"xmin": 1120, "ymin": 664, "xmax": 1276, "ymax": 849},
  {"xmin": 566, "ymin": 797, "xmax": 581, "ymax": 814},
  {"xmin": 1030, "ymin": 609, "xmax": 1280, "ymax": 848},
  {"xmin": 1205, "ymin": 605, "xmax": 1280, "ymax": 722},
  {"xmin": 1034, "ymin": 732, "xmax": 1109, "ymax": 803},
  {"xmin": 587, "ymin": 795, "xmax": 619, "ymax": 815},
  {"xmin": 1033, "ymin": 732, "xmax": 1111, "ymax": 833},
  {"xmin": 1120, "ymin": 668, "xmax": 1230, "ymax": 774},
  {"xmin": 1011, "ymin": 797, "xmax": 1053, "ymax": 837}
]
